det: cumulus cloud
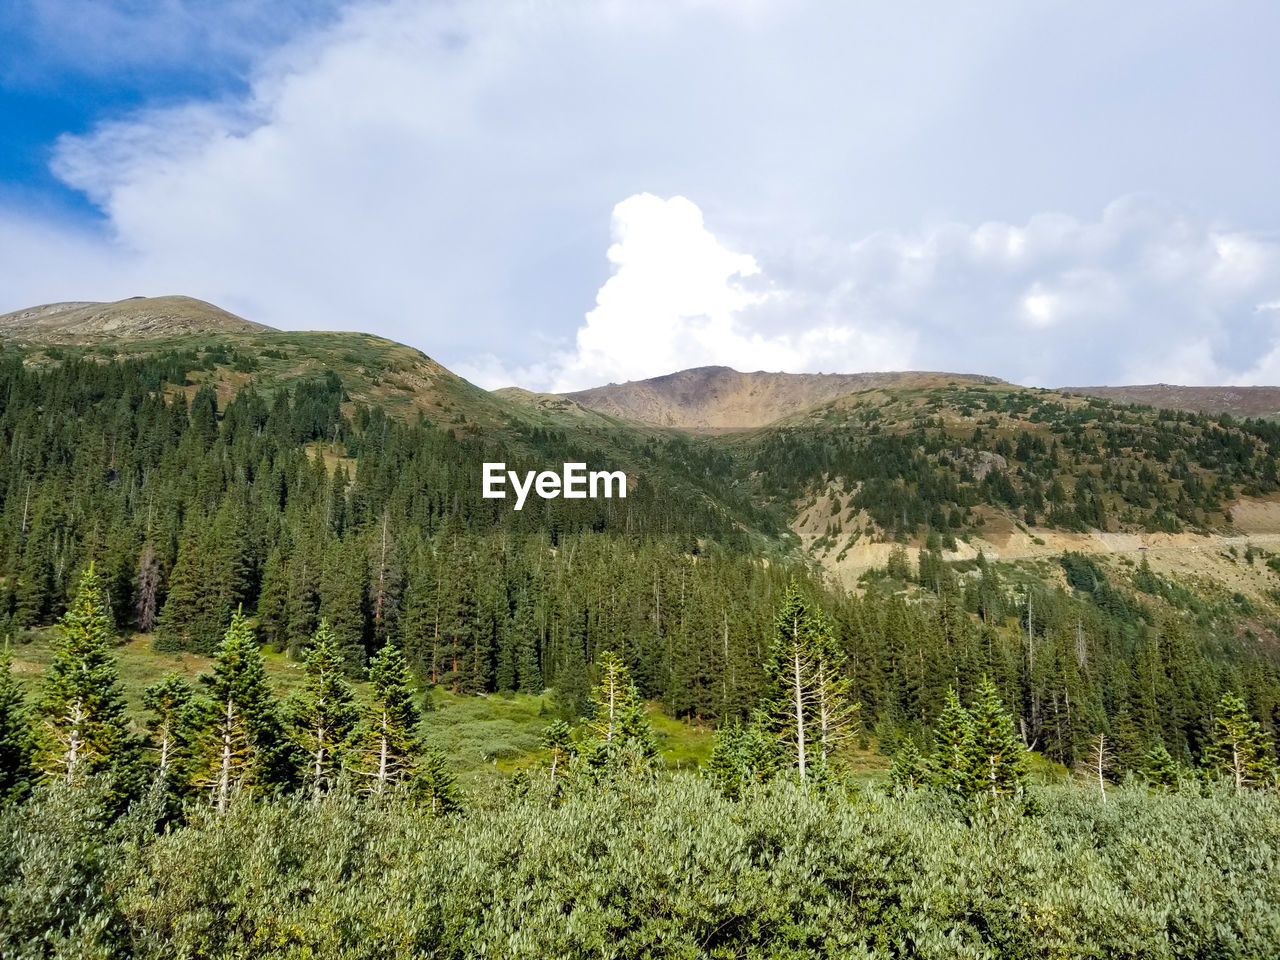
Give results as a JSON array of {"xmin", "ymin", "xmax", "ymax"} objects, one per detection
[{"xmin": 542, "ymin": 194, "xmax": 907, "ymax": 391}]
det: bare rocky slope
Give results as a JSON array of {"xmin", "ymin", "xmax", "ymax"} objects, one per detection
[
  {"xmin": 562, "ymin": 366, "xmax": 1005, "ymax": 430},
  {"xmin": 0, "ymin": 295, "xmax": 271, "ymax": 343}
]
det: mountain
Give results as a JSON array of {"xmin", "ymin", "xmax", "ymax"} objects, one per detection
[
  {"xmin": 561, "ymin": 366, "xmax": 1005, "ymax": 430},
  {"xmin": 8, "ymin": 293, "xmax": 1280, "ymax": 584},
  {"xmin": 0, "ymin": 295, "xmax": 271, "ymax": 343},
  {"xmin": 3, "ymin": 293, "xmax": 1280, "ymax": 807},
  {"xmin": 1064, "ymin": 383, "xmax": 1280, "ymax": 419}
]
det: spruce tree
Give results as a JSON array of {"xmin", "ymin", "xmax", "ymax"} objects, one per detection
[
  {"xmin": 708, "ymin": 719, "xmax": 745, "ymax": 799},
  {"xmin": 766, "ymin": 584, "xmax": 824, "ymax": 782},
  {"xmin": 1206, "ymin": 692, "xmax": 1273, "ymax": 791},
  {"xmin": 889, "ymin": 736, "xmax": 926, "ymax": 794},
  {"xmin": 38, "ymin": 565, "xmax": 141, "ymax": 793},
  {"xmin": 353, "ymin": 639, "xmax": 419, "ymax": 795},
  {"xmin": 196, "ymin": 611, "xmax": 292, "ymax": 811},
  {"xmin": 0, "ymin": 643, "xmax": 36, "ymax": 806},
  {"xmin": 542, "ymin": 719, "xmax": 576, "ymax": 787},
  {"xmin": 320, "ymin": 536, "xmax": 368, "ymax": 674},
  {"xmin": 1143, "ymin": 743, "xmax": 1181, "ymax": 790},
  {"xmin": 967, "ymin": 676, "xmax": 1029, "ymax": 801},
  {"xmin": 156, "ymin": 518, "xmax": 220, "ymax": 653},
  {"xmin": 582, "ymin": 651, "xmax": 658, "ymax": 774},
  {"xmin": 142, "ymin": 673, "xmax": 198, "ymax": 788},
  {"xmin": 412, "ymin": 747, "xmax": 459, "ymax": 814},
  {"xmin": 288, "ymin": 620, "xmax": 358, "ymax": 799},
  {"xmin": 930, "ymin": 688, "xmax": 976, "ymax": 800},
  {"xmin": 514, "ymin": 591, "xmax": 543, "ymax": 694},
  {"xmin": 256, "ymin": 545, "xmax": 290, "ymax": 646}
]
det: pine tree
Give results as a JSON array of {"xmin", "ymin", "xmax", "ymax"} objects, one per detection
[
  {"xmin": 142, "ymin": 673, "xmax": 198, "ymax": 788},
  {"xmin": 930, "ymin": 687, "xmax": 976, "ymax": 800},
  {"xmin": 256, "ymin": 544, "xmax": 290, "ymax": 646},
  {"xmin": 889, "ymin": 736, "xmax": 926, "ymax": 794},
  {"xmin": 320, "ymin": 536, "xmax": 368, "ymax": 674},
  {"xmin": 582, "ymin": 651, "xmax": 658, "ymax": 774},
  {"xmin": 967, "ymin": 676, "xmax": 1029, "ymax": 801},
  {"xmin": 809, "ymin": 608, "xmax": 860, "ymax": 765},
  {"xmin": 156, "ymin": 518, "xmax": 220, "ymax": 653},
  {"xmin": 0, "ymin": 643, "xmax": 36, "ymax": 806},
  {"xmin": 767, "ymin": 584, "xmax": 827, "ymax": 782},
  {"xmin": 586, "ymin": 651, "xmax": 632, "ymax": 746},
  {"xmin": 1143, "ymin": 743, "xmax": 1182, "ymax": 789},
  {"xmin": 352, "ymin": 639, "xmax": 419, "ymax": 795},
  {"xmin": 196, "ymin": 611, "xmax": 292, "ymax": 812},
  {"xmin": 288, "ymin": 620, "xmax": 358, "ymax": 799},
  {"xmin": 708, "ymin": 719, "xmax": 745, "ymax": 799},
  {"xmin": 38, "ymin": 565, "xmax": 141, "ymax": 793},
  {"xmin": 412, "ymin": 747, "xmax": 459, "ymax": 814},
  {"xmin": 1206, "ymin": 692, "xmax": 1273, "ymax": 791},
  {"xmin": 514, "ymin": 590, "xmax": 543, "ymax": 694}
]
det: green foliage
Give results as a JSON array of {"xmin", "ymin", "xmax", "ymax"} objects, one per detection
[
  {"xmin": 141, "ymin": 673, "xmax": 198, "ymax": 792},
  {"xmin": 195, "ymin": 612, "xmax": 294, "ymax": 810},
  {"xmin": 707, "ymin": 710, "xmax": 779, "ymax": 799},
  {"xmin": 288, "ymin": 620, "xmax": 358, "ymax": 799},
  {"xmin": 352, "ymin": 639, "xmax": 420, "ymax": 795},
  {"xmin": 968, "ymin": 676, "xmax": 1030, "ymax": 801},
  {"xmin": 580, "ymin": 651, "xmax": 658, "ymax": 775},
  {"xmin": 410, "ymin": 747, "xmax": 460, "ymax": 815},
  {"xmin": 4, "ymin": 777, "xmax": 1278, "ymax": 958},
  {"xmin": 0, "ymin": 643, "xmax": 37, "ymax": 807},
  {"xmin": 38, "ymin": 566, "xmax": 142, "ymax": 796},
  {"xmin": 764, "ymin": 584, "xmax": 857, "ymax": 781},
  {"xmin": 1206, "ymin": 692, "xmax": 1275, "ymax": 790},
  {"xmin": 888, "ymin": 736, "xmax": 926, "ymax": 794},
  {"xmin": 929, "ymin": 687, "xmax": 977, "ymax": 800}
]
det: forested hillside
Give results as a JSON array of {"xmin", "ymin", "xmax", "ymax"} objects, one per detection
[
  {"xmin": 733, "ymin": 382, "xmax": 1280, "ymax": 543},
  {"xmin": 4, "ymin": 319, "xmax": 1280, "ymax": 957},
  {"xmin": 2, "ymin": 330, "xmax": 1279, "ymax": 767}
]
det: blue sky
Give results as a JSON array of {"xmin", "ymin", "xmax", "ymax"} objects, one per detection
[{"xmin": 2, "ymin": 0, "xmax": 1280, "ymax": 390}]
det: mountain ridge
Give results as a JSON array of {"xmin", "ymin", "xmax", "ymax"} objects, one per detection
[
  {"xmin": 0, "ymin": 295, "xmax": 272, "ymax": 343},
  {"xmin": 561, "ymin": 366, "xmax": 1007, "ymax": 430}
]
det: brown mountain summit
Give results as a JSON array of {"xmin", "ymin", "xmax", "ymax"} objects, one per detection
[
  {"xmin": 562, "ymin": 366, "xmax": 1005, "ymax": 430},
  {"xmin": 0, "ymin": 295, "xmax": 272, "ymax": 343}
]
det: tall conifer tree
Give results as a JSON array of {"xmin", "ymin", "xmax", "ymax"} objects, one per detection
[
  {"xmin": 38, "ymin": 565, "xmax": 141, "ymax": 793},
  {"xmin": 289, "ymin": 620, "xmax": 358, "ymax": 799},
  {"xmin": 353, "ymin": 640, "xmax": 419, "ymax": 794}
]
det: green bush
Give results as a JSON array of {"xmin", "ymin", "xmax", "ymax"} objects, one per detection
[{"xmin": 3, "ymin": 776, "xmax": 1277, "ymax": 959}]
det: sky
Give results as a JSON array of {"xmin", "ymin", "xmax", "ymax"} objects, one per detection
[{"xmin": 2, "ymin": 0, "xmax": 1280, "ymax": 391}]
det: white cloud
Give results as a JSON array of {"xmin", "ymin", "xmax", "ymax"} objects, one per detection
[
  {"xmin": 760, "ymin": 197, "xmax": 1280, "ymax": 388},
  {"xmin": 4, "ymin": 0, "xmax": 1280, "ymax": 393},
  {"xmin": 470, "ymin": 194, "xmax": 909, "ymax": 390}
]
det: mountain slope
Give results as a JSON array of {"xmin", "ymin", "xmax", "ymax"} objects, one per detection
[
  {"xmin": 562, "ymin": 366, "xmax": 1005, "ymax": 430},
  {"xmin": 1064, "ymin": 384, "xmax": 1280, "ymax": 419},
  {"xmin": 0, "ymin": 295, "xmax": 271, "ymax": 342}
]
